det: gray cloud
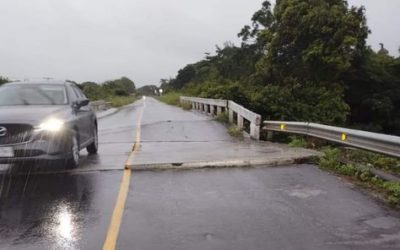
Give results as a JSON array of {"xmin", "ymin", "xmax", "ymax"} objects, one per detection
[{"xmin": 0, "ymin": 0, "xmax": 398, "ymax": 86}]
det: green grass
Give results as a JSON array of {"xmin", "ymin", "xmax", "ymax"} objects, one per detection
[
  {"xmin": 105, "ymin": 95, "xmax": 140, "ymax": 107},
  {"xmin": 343, "ymin": 149, "xmax": 400, "ymax": 175},
  {"xmin": 288, "ymin": 136, "xmax": 308, "ymax": 148},
  {"xmin": 158, "ymin": 92, "xmax": 182, "ymax": 106},
  {"xmin": 158, "ymin": 92, "xmax": 194, "ymax": 111},
  {"xmin": 319, "ymin": 147, "xmax": 400, "ymax": 206}
]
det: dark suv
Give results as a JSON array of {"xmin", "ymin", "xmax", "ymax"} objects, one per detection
[{"xmin": 0, "ymin": 81, "xmax": 98, "ymax": 168}]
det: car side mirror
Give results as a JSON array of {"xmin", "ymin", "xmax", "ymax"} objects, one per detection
[{"xmin": 72, "ymin": 99, "xmax": 90, "ymax": 110}]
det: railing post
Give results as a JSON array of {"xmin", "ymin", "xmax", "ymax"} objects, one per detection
[
  {"xmin": 229, "ymin": 109, "xmax": 234, "ymax": 123},
  {"xmin": 210, "ymin": 105, "xmax": 215, "ymax": 116},
  {"xmin": 237, "ymin": 115, "xmax": 244, "ymax": 129},
  {"xmin": 250, "ymin": 116, "xmax": 261, "ymax": 140},
  {"xmin": 217, "ymin": 106, "xmax": 222, "ymax": 116},
  {"xmin": 250, "ymin": 123, "xmax": 260, "ymax": 140}
]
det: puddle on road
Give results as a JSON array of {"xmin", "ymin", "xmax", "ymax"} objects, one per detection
[{"xmin": 286, "ymin": 185, "xmax": 327, "ymax": 199}]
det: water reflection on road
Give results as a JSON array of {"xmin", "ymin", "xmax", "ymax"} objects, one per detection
[{"xmin": 0, "ymin": 164, "xmax": 121, "ymax": 250}]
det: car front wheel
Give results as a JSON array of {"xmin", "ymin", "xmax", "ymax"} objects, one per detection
[
  {"xmin": 87, "ymin": 125, "xmax": 98, "ymax": 154},
  {"xmin": 66, "ymin": 132, "xmax": 80, "ymax": 169}
]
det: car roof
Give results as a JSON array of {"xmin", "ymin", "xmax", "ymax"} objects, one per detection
[{"xmin": 4, "ymin": 80, "xmax": 69, "ymax": 86}]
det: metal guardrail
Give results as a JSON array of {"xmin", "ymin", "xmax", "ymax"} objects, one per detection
[
  {"xmin": 263, "ymin": 121, "xmax": 400, "ymax": 158},
  {"xmin": 180, "ymin": 96, "xmax": 400, "ymax": 157},
  {"xmin": 180, "ymin": 96, "xmax": 261, "ymax": 140},
  {"xmin": 91, "ymin": 100, "xmax": 111, "ymax": 112}
]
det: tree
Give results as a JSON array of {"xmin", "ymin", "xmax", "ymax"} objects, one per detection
[
  {"xmin": 115, "ymin": 77, "xmax": 136, "ymax": 94},
  {"xmin": 344, "ymin": 48, "xmax": 400, "ymax": 134},
  {"xmin": 81, "ymin": 82, "xmax": 106, "ymax": 100},
  {"xmin": 255, "ymin": 0, "xmax": 369, "ymax": 84},
  {"xmin": 0, "ymin": 76, "xmax": 9, "ymax": 86},
  {"xmin": 137, "ymin": 85, "xmax": 159, "ymax": 96},
  {"xmin": 160, "ymin": 0, "xmax": 400, "ymax": 134},
  {"xmin": 168, "ymin": 65, "xmax": 196, "ymax": 89},
  {"xmin": 102, "ymin": 77, "xmax": 136, "ymax": 95}
]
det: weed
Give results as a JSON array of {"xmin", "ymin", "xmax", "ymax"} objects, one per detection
[
  {"xmin": 288, "ymin": 136, "xmax": 308, "ymax": 148},
  {"xmin": 215, "ymin": 112, "xmax": 229, "ymax": 124},
  {"xmin": 343, "ymin": 148, "xmax": 400, "ymax": 175},
  {"xmin": 181, "ymin": 102, "xmax": 192, "ymax": 110},
  {"xmin": 319, "ymin": 147, "xmax": 400, "ymax": 206},
  {"xmin": 158, "ymin": 92, "xmax": 182, "ymax": 106},
  {"xmin": 319, "ymin": 147, "xmax": 341, "ymax": 170},
  {"xmin": 382, "ymin": 182, "xmax": 400, "ymax": 205},
  {"xmin": 337, "ymin": 164, "xmax": 357, "ymax": 176},
  {"xmin": 228, "ymin": 125, "xmax": 243, "ymax": 139}
]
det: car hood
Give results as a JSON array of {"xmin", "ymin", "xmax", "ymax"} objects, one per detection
[{"xmin": 0, "ymin": 105, "xmax": 72, "ymax": 125}]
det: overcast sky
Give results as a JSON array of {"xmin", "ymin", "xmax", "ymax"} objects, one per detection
[{"xmin": 0, "ymin": 0, "xmax": 399, "ymax": 87}]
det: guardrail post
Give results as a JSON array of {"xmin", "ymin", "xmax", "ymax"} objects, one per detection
[{"xmin": 228, "ymin": 109, "xmax": 234, "ymax": 123}]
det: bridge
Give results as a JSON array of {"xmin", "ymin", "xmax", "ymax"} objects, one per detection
[{"xmin": 1, "ymin": 97, "xmax": 399, "ymax": 250}]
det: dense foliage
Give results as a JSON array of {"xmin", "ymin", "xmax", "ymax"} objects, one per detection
[
  {"xmin": 79, "ymin": 77, "xmax": 136, "ymax": 101},
  {"xmin": 137, "ymin": 85, "xmax": 159, "ymax": 96},
  {"xmin": 160, "ymin": 0, "xmax": 400, "ymax": 135}
]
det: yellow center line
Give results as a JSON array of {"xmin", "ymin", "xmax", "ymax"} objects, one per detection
[{"xmin": 103, "ymin": 100, "xmax": 145, "ymax": 250}]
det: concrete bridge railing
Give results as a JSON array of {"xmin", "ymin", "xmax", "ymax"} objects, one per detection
[
  {"xmin": 90, "ymin": 100, "xmax": 111, "ymax": 112},
  {"xmin": 180, "ymin": 96, "xmax": 261, "ymax": 140}
]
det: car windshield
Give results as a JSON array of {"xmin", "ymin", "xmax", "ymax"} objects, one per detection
[{"xmin": 0, "ymin": 84, "xmax": 68, "ymax": 106}]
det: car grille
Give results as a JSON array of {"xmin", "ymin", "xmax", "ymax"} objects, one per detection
[
  {"xmin": 14, "ymin": 149, "xmax": 44, "ymax": 157},
  {"xmin": 0, "ymin": 124, "xmax": 33, "ymax": 145}
]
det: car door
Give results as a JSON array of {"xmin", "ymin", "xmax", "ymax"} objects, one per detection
[{"xmin": 70, "ymin": 85, "xmax": 92, "ymax": 146}]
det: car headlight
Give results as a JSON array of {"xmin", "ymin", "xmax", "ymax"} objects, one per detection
[{"xmin": 36, "ymin": 118, "xmax": 64, "ymax": 132}]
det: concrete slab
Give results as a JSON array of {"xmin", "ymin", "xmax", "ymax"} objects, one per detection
[
  {"xmin": 128, "ymin": 98, "xmax": 320, "ymax": 170},
  {"xmin": 131, "ymin": 140, "xmax": 318, "ymax": 170}
]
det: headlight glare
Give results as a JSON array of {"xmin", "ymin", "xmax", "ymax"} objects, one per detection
[{"xmin": 37, "ymin": 118, "xmax": 64, "ymax": 132}]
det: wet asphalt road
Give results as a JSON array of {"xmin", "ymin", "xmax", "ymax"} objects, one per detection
[{"xmin": 1, "ymin": 98, "xmax": 400, "ymax": 250}]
